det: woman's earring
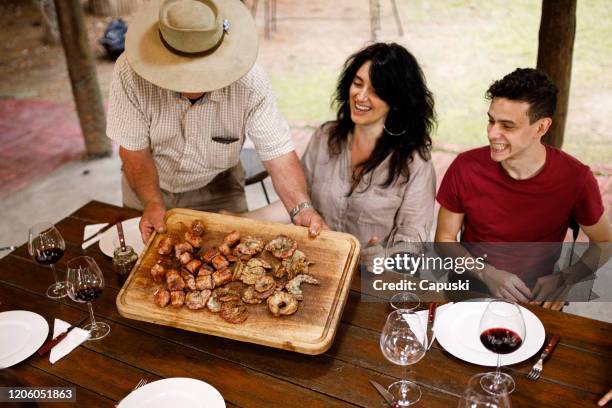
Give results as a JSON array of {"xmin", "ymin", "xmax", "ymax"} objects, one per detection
[{"xmin": 383, "ymin": 125, "xmax": 407, "ymax": 136}]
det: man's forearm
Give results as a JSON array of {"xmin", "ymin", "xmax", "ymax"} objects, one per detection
[
  {"xmin": 120, "ymin": 147, "xmax": 164, "ymax": 209},
  {"xmin": 263, "ymin": 151, "xmax": 310, "ymax": 212}
]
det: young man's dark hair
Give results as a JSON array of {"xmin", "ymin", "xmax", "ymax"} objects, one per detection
[{"xmin": 485, "ymin": 68, "xmax": 558, "ymax": 123}]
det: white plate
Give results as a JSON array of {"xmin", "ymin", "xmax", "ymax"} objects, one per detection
[
  {"xmin": 118, "ymin": 378, "xmax": 225, "ymax": 408},
  {"xmin": 435, "ymin": 301, "xmax": 545, "ymax": 366},
  {"xmin": 0, "ymin": 310, "xmax": 49, "ymax": 368},
  {"xmin": 99, "ymin": 217, "xmax": 144, "ymax": 257}
]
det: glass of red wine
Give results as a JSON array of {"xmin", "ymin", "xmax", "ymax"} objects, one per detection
[
  {"xmin": 380, "ymin": 309, "xmax": 428, "ymax": 406},
  {"xmin": 66, "ymin": 256, "xmax": 110, "ymax": 340},
  {"xmin": 478, "ymin": 299, "xmax": 526, "ymax": 395},
  {"xmin": 28, "ymin": 222, "xmax": 67, "ymax": 299}
]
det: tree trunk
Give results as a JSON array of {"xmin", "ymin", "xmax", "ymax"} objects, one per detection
[
  {"xmin": 90, "ymin": 0, "xmax": 141, "ymax": 16},
  {"xmin": 536, "ymin": 0, "xmax": 576, "ymax": 149},
  {"xmin": 54, "ymin": 0, "xmax": 111, "ymax": 158}
]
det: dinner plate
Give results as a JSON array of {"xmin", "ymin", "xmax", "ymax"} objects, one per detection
[
  {"xmin": 118, "ymin": 377, "xmax": 225, "ymax": 408},
  {"xmin": 99, "ymin": 217, "xmax": 144, "ymax": 257},
  {"xmin": 0, "ymin": 310, "xmax": 49, "ymax": 368},
  {"xmin": 435, "ymin": 301, "xmax": 545, "ymax": 366}
]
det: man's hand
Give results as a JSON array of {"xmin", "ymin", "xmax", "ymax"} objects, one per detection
[
  {"xmin": 530, "ymin": 273, "xmax": 570, "ymax": 310},
  {"xmin": 599, "ymin": 389, "xmax": 612, "ymax": 406},
  {"xmin": 140, "ymin": 203, "xmax": 166, "ymax": 243},
  {"xmin": 481, "ymin": 267, "xmax": 532, "ymax": 303},
  {"xmin": 292, "ymin": 207, "xmax": 329, "ymax": 237}
]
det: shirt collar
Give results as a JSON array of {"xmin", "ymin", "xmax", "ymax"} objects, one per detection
[{"xmin": 174, "ymin": 87, "xmax": 226, "ymax": 104}]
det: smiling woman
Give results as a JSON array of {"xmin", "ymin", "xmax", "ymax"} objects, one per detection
[{"xmin": 247, "ymin": 42, "xmax": 437, "ymax": 248}]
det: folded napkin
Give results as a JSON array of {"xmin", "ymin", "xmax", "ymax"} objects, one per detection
[
  {"xmin": 81, "ymin": 223, "xmax": 109, "ymax": 250},
  {"xmin": 50, "ymin": 318, "xmax": 90, "ymax": 364},
  {"xmin": 413, "ymin": 302, "xmax": 454, "ymax": 347}
]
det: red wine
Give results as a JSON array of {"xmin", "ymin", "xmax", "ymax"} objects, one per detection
[
  {"xmin": 74, "ymin": 286, "xmax": 103, "ymax": 302},
  {"xmin": 480, "ymin": 327, "xmax": 523, "ymax": 354},
  {"xmin": 34, "ymin": 248, "xmax": 64, "ymax": 265}
]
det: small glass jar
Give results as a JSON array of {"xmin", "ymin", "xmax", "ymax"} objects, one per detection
[{"xmin": 113, "ymin": 246, "xmax": 138, "ymax": 286}]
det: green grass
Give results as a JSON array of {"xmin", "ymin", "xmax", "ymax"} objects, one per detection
[{"xmin": 267, "ymin": 0, "xmax": 612, "ymax": 165}]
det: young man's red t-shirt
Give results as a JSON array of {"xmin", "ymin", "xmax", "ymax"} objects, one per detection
[{"xmin": 436, "ymin": 144, "xmax": 604, "ymax": 281}]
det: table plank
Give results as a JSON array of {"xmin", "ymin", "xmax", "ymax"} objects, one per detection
[{"xmin": 0, "ymin": 363, "xmax": 116, "ymax": 407}]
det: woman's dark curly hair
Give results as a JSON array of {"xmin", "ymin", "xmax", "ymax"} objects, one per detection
[{"xmin": 328, "ymin": 42, "xmax": 436, "ymax": 193}]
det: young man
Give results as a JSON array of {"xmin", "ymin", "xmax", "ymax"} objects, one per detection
[
  {"xmin": 107, "ymin": 0, "xmax": 327, "ymax": 243},
  {"xmin": 435, "ymin": 68, "xmax": 610, "ymax": 309}
]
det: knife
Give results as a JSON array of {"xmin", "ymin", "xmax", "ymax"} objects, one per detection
[
  {"xmin": 369, "ymin": 380, "xmax": 397, "ymax": 407},
  {"xmin": 37, "ymin": 317, "xmax": 88, "ymax": 356},
  {"xmin": 426, "ymin": 302, "xmax": 437, "ymax": 350},
  {"xmin": 81, "ymin": 220, "xmax": 120, "ymax": 249}
]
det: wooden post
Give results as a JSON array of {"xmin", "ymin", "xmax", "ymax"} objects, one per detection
[
  {"xmin": 536, "ymin": 0, "xmax": 576, "ymax": 149},
  {"xmin": 54, "ymin": 0, "xmax": 111, "ymax": 158}
]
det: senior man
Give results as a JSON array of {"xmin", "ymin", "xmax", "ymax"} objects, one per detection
[{"xmin": 107, "ymin": 0, "xmax": 327, "ymax": 242}]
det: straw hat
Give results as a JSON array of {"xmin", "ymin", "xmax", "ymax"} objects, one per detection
[{"xmin": 125, "ymin": 0, "xmax": 258, "ymax": 92}]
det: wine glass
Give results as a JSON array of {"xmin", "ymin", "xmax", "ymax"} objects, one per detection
[
  {"xmin": 458, "ymin": 373, "xmax": 512, "ymax": 408},
  {"xmin": 66, "ymin": 256, "xmax": 110, "ymax": 340},
  {"xmin": 385, "ymin": 228, "xmax": 425, "ymax": 277},
  {"xmin": 28, "ymin": 222, "xmax": 67, "ymax": 299},
  {"xmin": 478, "ymin": 300, "xmax": 526, "ymax": 395},
  {"xmin": 380, "ymin": 309, "xmax": 428, "ymax": 406},
  {"xmin": 389, "ymin": 292, "xmax": 421, "ymax": 312}
]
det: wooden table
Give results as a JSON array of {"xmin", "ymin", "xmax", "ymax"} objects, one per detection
[{"xmin": 1, "ymin": 201, "xmax": 610, "ymax": 407}]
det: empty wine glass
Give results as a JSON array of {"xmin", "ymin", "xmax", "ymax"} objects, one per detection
[
  {"xmin": 389, "ymin": 292, "xmax": 421, "ymax": 312},
  {"xmin": 380, "ymin": 309, "xmax": 428, "ymax": 406},
  {"xmin": 458, "ymin": 373, "xmax": 512, "ymax": 408},
  {"xmin": 66, "ymin": 256, "xmax": 110, "ymax": 340},
  {"xmin": 385, "ymin": 228, "xmax": 425, "ymax": 277},
  {"xmin": 28, "ymin": 222, "xmax": 67, "ymax": 299},
  {"xmin": 478, "ymin": 300, "xmax": 526, "ymax": 395}
]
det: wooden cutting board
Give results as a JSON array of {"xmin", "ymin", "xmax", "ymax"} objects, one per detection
[{"xmin": 116, "ymin": 208, "xmax": 360, "ymax": 355}]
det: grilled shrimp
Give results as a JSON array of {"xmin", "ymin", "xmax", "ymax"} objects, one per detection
[
  {"xmin": 265, "ymin": 235, "xmax": 298, "ymax": 259},
  {"xmin": 220, "ymin": 301, "xmax": 248, "ymax": 323},
  {"xmin": 185, "ymin": 290, "xmax": 207, "ymax": 310},
  {"xmin": 285, "ymin": 274, "xmax": 320, "ymax": 301},
  {"xmin": 206, "ymin": 294, "xmax": 221, "ymax": 313},
  {"xmin": 281, "ymin": 249, "xmax": 313, "ymax": 280},
  {"xmin": 241, "ymin": 286, "xmax": 263, "ymax": 304},
  {"xmin": 267, "ymin": 291, "xmax": 299, "ymax": 317},
  {"xmin": 255, "ymin": 275, "xmax": 275, "ymax": 293},
  {"xmin": 235, "ymin": 236, "xmax": 265, "ymax": 255}
]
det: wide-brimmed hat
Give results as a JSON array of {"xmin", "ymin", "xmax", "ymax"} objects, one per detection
[{"xmin": 125, "ymin": 0, "xmax": 258, "ymax": 92}]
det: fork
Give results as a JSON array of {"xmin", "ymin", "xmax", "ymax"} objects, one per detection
[
  {"xmin": 527, "ymin": 334, "xmax": 560, "ymax": 380},
  {"xmin": 115, "ymin": 379, "xmax": 148, "ymax": 407}
]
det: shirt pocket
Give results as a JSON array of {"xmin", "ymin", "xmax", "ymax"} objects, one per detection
[
  {"xmin": 206, "ymin": 135, "xmax": 242, "ymax": 169},
  {"xmin": 354, "ymin": 186, "xmax": 402, "ymax": 234}
]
